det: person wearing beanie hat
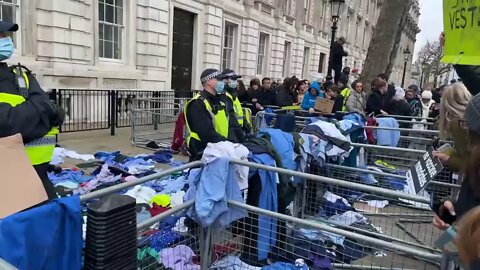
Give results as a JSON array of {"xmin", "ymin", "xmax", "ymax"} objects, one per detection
[
  {"xmin": 420, "ymin": 91, "xmax": 436, "ymax": 119},
  {"xmin": 384, "ymin": 87, "xmax": 411, "ymax": 122},
  {"xmin": 432, "ymin": 93, "xmax": 480, "ymax": 231},
  {"xmin": 183, "ymin": 68, "xmax": 244, "ymax": 160}
]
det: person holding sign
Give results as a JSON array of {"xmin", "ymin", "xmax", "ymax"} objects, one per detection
[{"xmin": 432, "ymin": 93, "xmax": 480, "ymax": 230}]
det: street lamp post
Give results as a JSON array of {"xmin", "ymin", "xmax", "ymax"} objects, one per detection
[
  {"xmin": 327, "ymin": 0, "xmax": 345, "ymax": 77},
  {"xmin": 401, "ymin": 46, "xmax": 411, "ymax": 88}
]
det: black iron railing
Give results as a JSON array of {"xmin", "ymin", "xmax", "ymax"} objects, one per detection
[{"xmin": 49, "ymin": 89, "xmax": 189, "ymax": 135}]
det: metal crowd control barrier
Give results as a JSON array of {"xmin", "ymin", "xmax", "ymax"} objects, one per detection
[
  {"xmin": 78, "ymin": 158, "xmax": 444, "ymax": 269},
  {"xmin": 131, "ymin": 98, "xmax": 189, "ymax": 150},
  {"xmin": 254, "ymin": 111, "xmax": 446, "ymax": 150}
]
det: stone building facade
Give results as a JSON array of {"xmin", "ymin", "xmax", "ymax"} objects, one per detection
[{"xmin": 6, "ymin": 0, "xmax": 418, "ymax": 92}]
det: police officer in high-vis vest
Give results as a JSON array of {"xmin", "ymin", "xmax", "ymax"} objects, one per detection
[
  {"xmin": 0, "ymin": 21, "xmax": 65, "ymax": 200},
  {"xmin": 184, "ymin": 69, "xmax": 244, "ymax": 160},
  {"xmin": 221, "ymin": 69, "xmax": 252, "ymax": 133}
]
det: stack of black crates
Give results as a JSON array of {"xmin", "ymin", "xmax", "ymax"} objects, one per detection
[{"xmin": 84, "ymin": 194, "xmax": 137, "ymax": 270}]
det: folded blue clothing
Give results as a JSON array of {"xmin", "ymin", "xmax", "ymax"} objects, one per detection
[
  {"xmin": 146, "ymin": 150, "xmax": 173, "ymax": 163},
  {"xmin": 343, "ymin": 113, "xmax": 365, "ymax": 127},
  {"xmin": 94, "ymin": 151, "xmax": 120, "ymax": 162},
  {"xmin": 322, "ymin": 198, "xmax": 354, "ymax": 217},
  {"xmin": 48, "ymin": 170, "xmax": 93, "ymax": 185},
  {"xmin": 356, "ymin": 167, "xmax": 378, "ymax": 185},
  {"xmin": 383, "ymin": 177, "xmax": 407, "ymax": 191},
  {"xmin": 143, "ymin": 175, "xmax": 186, "ymax": 194}
]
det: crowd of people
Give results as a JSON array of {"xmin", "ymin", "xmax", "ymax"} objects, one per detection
[
  {"xmin": 231, "ymin": 69, "xmax": 445, "ymax": 122},
  {"xmin": 182, "ymin": 59, "xmax": 480, "ymax": 268}
]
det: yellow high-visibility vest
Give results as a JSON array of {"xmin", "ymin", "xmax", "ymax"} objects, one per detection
[
  {"xmin": 184, "ymin": 93, "xmax": 229, "ymax": 146},
  {"xmin": 0, "ymin": 70, "xmax": 58, "ymax": 165},
  {"xmin": 340, "ymin": 87, "xmax": 351, "ymax": 112},
  {"xmin": 225, "ymin": 92, "xmax": 244, "ymax": 126}
]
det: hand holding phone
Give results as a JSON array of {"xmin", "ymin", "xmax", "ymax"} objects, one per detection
[{"xmin": 431, "ymin": 200, "xmax": 457, "ymax": 227}]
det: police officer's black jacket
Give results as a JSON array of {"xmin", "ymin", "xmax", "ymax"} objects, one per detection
[
  {"xmin": 0, "ymin": 63, "xmax": 55, "ymax": 143},
  {"xmin": 186, "ymin": 90, "xmax": 245, "ymax": 158}
]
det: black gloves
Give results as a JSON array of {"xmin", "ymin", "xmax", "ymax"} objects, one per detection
[{"xmin": 42, "ymin": 101, "xmax": 65, "ymax": 127}]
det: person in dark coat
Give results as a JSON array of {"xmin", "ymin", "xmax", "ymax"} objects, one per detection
[
  {"xmin": 331, "ymin": 37, "xmax": 348, "ymax": 84},
  {"xmin": 377, "ymin": 73, "xmax": 396, "ymax": 105},
  {"xmin": 366, "ymin": 78, "xmax": 389, "ymax": 116},
  {"xmin": 385, "ymin": 86, "xmax": 412, "ymax": 120},
  {"xmin": 258, "ymin": 77, "xmax": 276, "ymax": 106},
  {"xmin": 324, "ymin": 84, "xmax": 343, "ymax": 113},
  {"xmin": 275, "ymin": 77, "xmax": 297, "ymax": 107}
]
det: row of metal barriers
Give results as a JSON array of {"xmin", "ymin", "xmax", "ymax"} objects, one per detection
[
  {"xmin": 79, "ymin": 143, "xmax": 457, "ymax": 269},
  {"xmin": 125, "ymin": 99, "xmax": 456, "ymax": 269}
]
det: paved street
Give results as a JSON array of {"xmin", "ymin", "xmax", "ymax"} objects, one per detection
[{"xmin": 57, "ymin": 127, "xmax": 188, "ymax": 168}]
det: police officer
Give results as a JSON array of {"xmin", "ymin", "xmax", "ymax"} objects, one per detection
[
  {"xmin": 184, "ymin": 69, "xmax": 243, "ymax": 160},
  {"xmin": 0, "ymin": 21, "xmax": 65, "ymax": 200},
  {"xmin": 221, "ymin": 69, "xmax": 252, "ymax": 133}
]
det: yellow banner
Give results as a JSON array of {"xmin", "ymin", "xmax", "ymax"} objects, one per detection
[{"xmin": 442, "ymin": 0, "xmax": 480, "ymax": 65}]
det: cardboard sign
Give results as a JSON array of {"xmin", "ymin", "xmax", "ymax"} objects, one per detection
[
  {"xmin": 405, "ymin": 147, "xmax": 444, "ymax": 194},
  {"xmin": 314, "ymin": 97, "xmax": 334, "ymax": 113},
  {"xmin": 442, "ymin": 0, "xmax": 480, "ymax": 65},
  {"xmin": 0, "ymin": 134, "xmax": 48, "ymax": 218}
]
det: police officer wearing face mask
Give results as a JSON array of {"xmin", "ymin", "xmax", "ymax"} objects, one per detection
[
  {"xmin": 221, "ymin": 69, "xmax": 252, "ymax": 134},
  {"xmin": 0, "ymin": 21, "xmax": 65, "ymax": 200},
  {"xmin": 184, "ymin": 69, "xmax": 244, "ymax": 161}
]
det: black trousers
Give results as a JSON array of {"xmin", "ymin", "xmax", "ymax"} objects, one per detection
[
  {"xmin": 333, "ymin": 64, "xmax": 343, "ymax": 84},
  {"xmin": 34, "ymin": 162, "xmax": 58, "ymax": 200}
]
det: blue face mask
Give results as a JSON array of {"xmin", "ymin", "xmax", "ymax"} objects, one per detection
[
  {"xmin": 215, "ymin": 80, "xmax": 225, "ymax": 94},
  {"xmin": 0, "ymin": 37, "xmax": 14, "ymax": 61},
  {"xmin": 228, "ymin": 81, "xmax": 237, "ymax": 89}
]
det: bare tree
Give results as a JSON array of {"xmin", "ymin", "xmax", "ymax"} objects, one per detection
[
  {"xmin": 360, "ymin": 0, "xmax": 413, "ymax": 93},
  {"xmin": 417, "ymin": 41, "xmax": 451, "ymax": 87}
]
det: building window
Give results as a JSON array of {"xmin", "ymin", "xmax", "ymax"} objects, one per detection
[
  {"xmin": 354, "ymin": 19, "xmax": 360, "ymax": 47},
  {"xmin": 285, "ymin": 0, "xmax": 291, "ymax": 14},
  {"xmin": 283, "ymin": 41, "xmax": 292, "ymax": 77},
  {"xmin": 302, "ymin": 47, "xmax": 310, "ymax": 79},
  {"xmin": 0, "ymin": 0, "xmax": 19, "ymax": 47},
  {"xmin": 222, "ymin": 22, "xmax": 237, "ymax": 70},
  {"xmin": 318, "ymin": 53, "xmax": 326, "ymax": 73},
  {"xmin": 304, "ymin": 0, "xmax": 310, "ymax": 22},
  {"xmin": 256, "ymin": 32, "xmax": 268, "ymax": 75},
  {"xmin": 362, "ymin": 24, "xmax": 368, "ymax": 49},
  {"xmin": 99, "ymin": 0, "xmax": 124, "ymax": 60}
]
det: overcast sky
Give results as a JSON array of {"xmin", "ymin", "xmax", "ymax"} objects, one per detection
[{"xmin": 413, "ymin": 0, "xmax": 443, "ymax": 59}]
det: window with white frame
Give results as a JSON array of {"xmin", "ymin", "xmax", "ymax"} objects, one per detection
[
  {"xmin": 304, "ymin": 0, "xmax": 310, "ymax": 22},
  {"xmin": 0, "ymin": 0, "xmax": 19, "ymax": 47},
  {"xmin": 283, "ymin": 41, "xmax": 292, "ymax": 77},
  {"xmin": 99, "ymin": 0, "xmax": 124, "ymax": 60},
  {"xmin": 321, "ymin": 1, "xmax": 327, "ymax": 32},
  {"xmin": 318, "ymin": 53, "xmax": 326, "ymax": 73},
  {"xmin": 285, "ymin": 0, "xmax": 291, "ymax": 15},
  {"xmin": 354, "ymin": 19, "xmax": 360, "ymax": 47},
  {"xmin": 256, "ymin": 32, "xmax": 268, "ymax": 75},
  {"xmin": 302, "ymin": 47, "xmax": 310, "ymax": 79},
  {"xmin": 362, "ymin": 24, "xmax": 368, "ymax": 49},
  {"xmin": 222, "ymin": 22, "xmax": 237, "ymax": 70}
]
